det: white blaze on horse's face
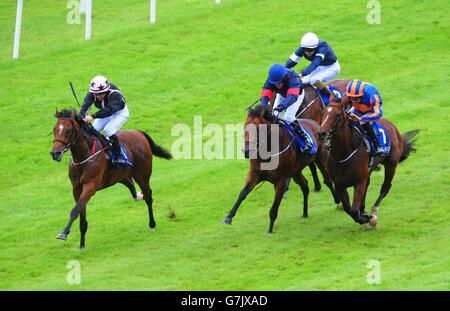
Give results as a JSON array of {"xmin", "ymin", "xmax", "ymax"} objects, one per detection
[{"xmin": 58, "ymin": 124, "xmax": 64, "ymax": 135}]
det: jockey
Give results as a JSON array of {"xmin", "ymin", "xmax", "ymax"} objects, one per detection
[
  {"xmin": 285, "ymin": 32, "xmax": 341, "ymax": 102},
  {"xmin": 344, "ymin": 79, "xmax": 389, "ymax": 156},
  {"xmin": 79, "ymin": 75, "xmax": 128, "ymax": 165},
  {"xmin": 260, "ymin": 64, "xmax": 313, "ymax": 153}
]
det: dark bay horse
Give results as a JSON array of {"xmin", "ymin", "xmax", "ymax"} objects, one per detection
[
  {"xmin": 223, "ymin": 105, "xmax": 339, "ymax": 233},
  {"xmin": 318, "ymin": 102, "xmax": 419, "ymax": 226},
  {"xmin": 50, "ymin": 109, "xmax": 172, "ymax": 248}
]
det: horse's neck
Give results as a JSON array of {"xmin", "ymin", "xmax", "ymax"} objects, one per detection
[
  {"xmin": 330, "ymin": 122, "xmax": 356, "ymax": 160},
  {"xmin": 70, "ymin": 131, "xmax": 95, "ymax": 162}
]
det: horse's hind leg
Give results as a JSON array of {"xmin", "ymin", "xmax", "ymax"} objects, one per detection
[
  {"xmin": 309, "ymin": 163, "xmax": 322, "ymax": 192},
  {"xmin": 292, "ymin": 172, "xmax": 310, "ymax": 218},
  {"xmin": 133, "ymin": 174, "xmax": 155, "ymax": 230},
  {"xmin": 372, "ymin": 163, "xmax": 397, "ymax": 216},
  {"xmin": 120, "ymin": 177, "xmax": 143, "ymax": 201}
]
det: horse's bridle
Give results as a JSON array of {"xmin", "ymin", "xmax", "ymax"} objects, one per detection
[{"xmin": 53, "ymin": 118, "xmax": 85, "ymax": 153}]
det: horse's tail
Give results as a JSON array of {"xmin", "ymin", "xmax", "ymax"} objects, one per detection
[
  {"xmin": 139, "ymin": 131, "xmax": 173, "ymax": 160},
  {"xmin": 400, "ymin": 129, "xmax": 419, "ymax": 163}
]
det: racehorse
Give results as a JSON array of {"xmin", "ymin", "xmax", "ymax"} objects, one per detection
[
  {"xmin": 294, "ymin": 80, "xmax": 351, "ymax": 191},
  {"xmin": 318, "ymin": 102, "xmax": 419, "ymax": 226},
  {"xmin": 223, "ymin": 105, "xmax": 339, "ymax": 233},
  {"xmin": 50, "ymin": 109, "xmax": 172, "ymax": 248}
]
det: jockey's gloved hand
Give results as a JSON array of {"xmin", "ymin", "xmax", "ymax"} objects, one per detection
[{"xmin": 273, "ymin": 105, "xmax": 286, "ymax": 113}]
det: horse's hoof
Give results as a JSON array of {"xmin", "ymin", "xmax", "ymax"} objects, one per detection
[
  {"xmin": 57, "ymin": 232, "xmax": 67, "ymax": 240},
  {"xmin": 335, "ymin": 204, "xmax": 343, "ymax": 211},
  {"xmin": 314, "ymin": 187, "xmax": 321, "ymax": 192},
  {"xmin": 302, "ymin": 214, "xmax": 308, "ymax": 219},
  {"xmin": 369, "ymin": 215, "xmax": 378, "ymax": 227},
  {"xmin": 134, "ymin": 192, "xmax": 144, "ymax": 201},
  {"xmin": 149, "ymin": 222, "xmax": 156, "ymax": 230},
  {"xmin": 222, "ymin": 217, "xmax": 232, "ymax": 225}
]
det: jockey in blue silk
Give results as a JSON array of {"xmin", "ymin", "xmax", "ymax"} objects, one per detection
[
  {"xmin": 343, "ymin": 79, "xmax": 389, "ymax": 156},
  {"xmin": 285, "ymin": 32, "xmax": 341, "ymax": 102},
  {"xmin": 260, "ymin": 64, "xmax": 313, "ymax": 153},
  {"xmin": 79, "ymin": 75, "xmax": 129, "ymax": 165}
]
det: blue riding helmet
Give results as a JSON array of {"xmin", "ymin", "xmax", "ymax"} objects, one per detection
[{"xmin": 268, "ymin": 64, "xmax": 287, "ymax": 84}]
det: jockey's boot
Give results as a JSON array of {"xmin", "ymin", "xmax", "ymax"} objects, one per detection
[
  {"xmin": 89, "ymin": 125, "xmax": 110, "ymax": 147},
  {"xmin": 362, "ymin": 123, "xmax": 384, "ymax": 156},
  {"xmin": 109, "ymin": 134, "xmax": 127, "ymax": 165},
  {"xmin": 313, "ymin": 81, "xmax": 339, "ymax": 103},
  {"xmin": 292, "ymin": 121, "xmax": 313, "ymax": 153}
]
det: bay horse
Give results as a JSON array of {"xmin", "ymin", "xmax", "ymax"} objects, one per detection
[
  {"xmin": 318, "ymin": 102, "xmax": 419, "ymax": 225},
  {"xmin": 223, "ymin": 105, "xmax": 339, "ymax": 233},
  {"xmin": 50, "ymin": 109, "xmax": 172, "ymax": 248},
  {"xmin": 290, "ymin": 80, "xmax": 351, "ymax": 192}
]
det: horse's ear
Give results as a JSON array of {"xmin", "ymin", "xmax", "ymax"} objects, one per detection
[
  {"xmin": 55, "ymin": 107, "xmax": 59, "ymax": 118},
  {"xmin": 71, "ymin": 110, "xmax": 76, "ymax": 120}
]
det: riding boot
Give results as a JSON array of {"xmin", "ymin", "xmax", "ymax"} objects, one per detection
[
  {"xmin": 313, "ymin": 81, "xmax": 339, "ymax": 103},
  {"xmin": 109, "ymin": 134, "xmax": 127, "ymax": 165},
  {"xmin": 362, "ymin": 123, "xmax": 383, "ymax": 155},
  {"xmin": 291, "ymin": 121, "xmax": 312, "ymax": 153}
]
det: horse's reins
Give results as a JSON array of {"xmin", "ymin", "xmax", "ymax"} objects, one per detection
[
  {"xmin": 70, "ymin": 142, "xmax": 109, "ymax": 166},
  {"xmin": 296, "ymin": 96, "xmax": 319, "ymax": 118},
  {"xmin": 326, "ymin": 107, "xmax": 361, "ymax": 164}
]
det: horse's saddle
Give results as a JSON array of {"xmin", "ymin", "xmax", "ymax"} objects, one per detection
[
  {"xmin": 94, "ymin": 136, "xmax": 134, "ymax": 168},
  {"xmin": 351, "ymin": 122, "xmax": 391, "ymax": 156},
  {"xmin": 280, "ymin": 121, "xmax": 318, "ymax": 156},
  {"xmin": 315, "ymin": 86, "xmax": 343, "ymax": 107}
]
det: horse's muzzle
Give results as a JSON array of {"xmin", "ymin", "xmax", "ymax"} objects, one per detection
[{"xmin": 50, "ymin": 149, "xmax": 64, "ymax": 161}]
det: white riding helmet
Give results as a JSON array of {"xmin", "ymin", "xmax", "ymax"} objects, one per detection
[
  {"xmin": 89, "ymin": 75, "xmax": 110, "ymax": 93},
  {"xmin": 300, "ymin": 32, "xmax": 319, "ymax": 49}
]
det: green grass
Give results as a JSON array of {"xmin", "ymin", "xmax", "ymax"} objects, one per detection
[{"xmin": 0, "ymin": 0, "xmax": 449, "ymax": 290}]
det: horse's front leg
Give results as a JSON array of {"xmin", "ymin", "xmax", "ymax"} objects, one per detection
[
  {"xmin": 336, "ymin": 187, "xmax": 360, "ymax": 224},
  {"xmin": 223, "ymin": 172, "xmax": 260, "ymax": 225},
  {"xmin": 57, "ymin": 182, "xmax": 98, "ymax": 249},
  {"xmin": 268, "ymin": 178, "xmax": 286, "ymax": 234},
  {"xmin": 351, "ymin": 182, "xmax": 370, "ymax": 224}
]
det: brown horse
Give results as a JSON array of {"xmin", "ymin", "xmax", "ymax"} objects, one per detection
[
  {"xmin": 293, "ymin": 80, "xmax": 351, "ymax": 191},
  {"xmin": 223, "ymin": 105, "xmax": 339, "ymax": 233},
  {"xmin": 50, "ymin": 109, "xmax": 172, "ymax": 248},
  {"xmin": 318, "ymin": 102, "xmax": 418, "ymax": 225}
]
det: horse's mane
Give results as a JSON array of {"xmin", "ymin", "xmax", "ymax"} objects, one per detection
[
  {"xmin": 57, "ymin": 109, "xmax": 79, "ymax": 119},
  {"xmin": 248, "ymin": 104, "xmax": 266, "ymax": 117},
  {"xmin": 248, "ymin": 104, "xmax": 275, "ymax": 122}
]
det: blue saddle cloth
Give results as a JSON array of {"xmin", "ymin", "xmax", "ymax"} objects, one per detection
[
  {"xmin": 355, "ymin": 122, "xmax": 391, "ymax": 155},
  {"xmin": 370, "ymin": 122, "xmax": 391, "ymax": 155},
  {"xmin": 317, "ymin": 86, "xmax": 343, "ymax": 106},
  {"xmin": 279, "ymin": 121, "xmax": 318, "ymax": 155},
  {"xmin": 110, "ymin": 145, "xmax": 134, "ymax": 168}
]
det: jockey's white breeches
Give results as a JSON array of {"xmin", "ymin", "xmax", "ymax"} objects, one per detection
[
  {"xmin": 301, "ymin": 60, "xmax": 341, "ymax": 85},
  {"xmin": 273, "ymin": 92, "xmax": 305, "ymax": 123},
  {"xmin": 93, "ymin": 106, "xmax": 129, "ymax": 137}
]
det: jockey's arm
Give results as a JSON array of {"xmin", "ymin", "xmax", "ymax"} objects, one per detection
[
  {"xmin": 91, "ymin": 92, "xmax": 125, "ymax": 119},
  {"xmin": 285, "ymin": 48, "xmax": 302, "ymax": 69},
  {"xmin": 260, "ymin": 84, "xmax": 274, "ymax": 106},
  {"xmin": 79, "ymin": 92, "xmax": 95, "ymax": 117}
]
